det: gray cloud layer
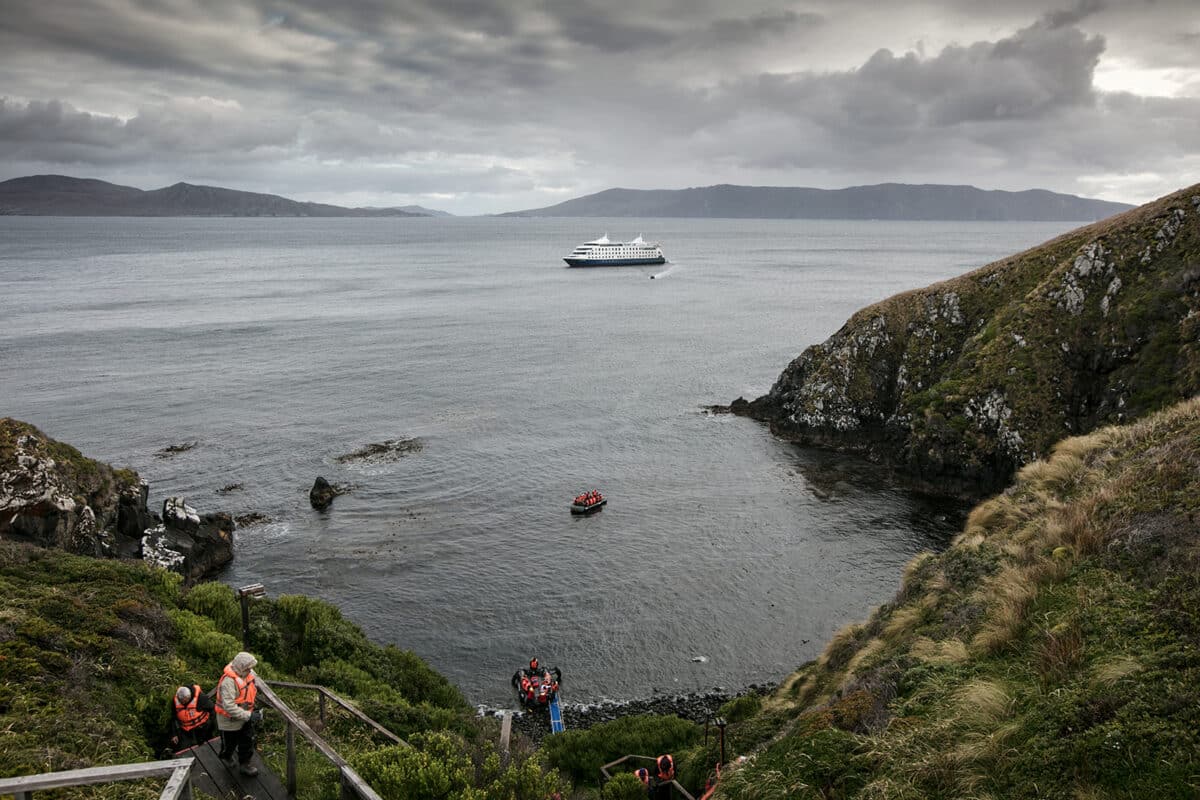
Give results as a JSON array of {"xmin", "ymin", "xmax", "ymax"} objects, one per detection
[{"xmin": 1, "ymin": 0, "xmax": 1197, "ymax": 212}]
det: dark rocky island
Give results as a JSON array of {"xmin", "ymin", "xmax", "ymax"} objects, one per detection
[
  {"xmin": 503, "ymin": 182, "xmax": 1133, "ymax": 221},
  {"xmin": 0, "ymin": 174, "xmax": 434, "ymax": 217},
  {"xmin": 729, "ymin": 184, "xmax": 1200, "ymax": 497}
]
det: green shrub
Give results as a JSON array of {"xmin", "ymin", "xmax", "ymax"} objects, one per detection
[
  {"xmin": 542, "ymin": 714, "xmax": 700, "ymax": 786},
  {"xmin": 184, "ymin": 581, "xmax": 242, "ymax": 636},
  {"xmin": 721, "ymin": 728, "xmax": 869, "ymax": 800},
  {"xmin": 168, "ymin": 609, "xmax": 242, "ymax": 672},
  {"xmin": 601, "ymin": 772, "xmax": 647, "ymax": 800},
  {"xmin": 351, "ymin": 733, "xmax": 560, "ymax": 800},
  {"xmin": 719, "ymin": 693, "xmax": 762, "ymax": 724}
]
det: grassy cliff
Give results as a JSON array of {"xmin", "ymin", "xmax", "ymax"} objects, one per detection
[
  {"xmin": 676, "ymin": 395, "xmax": 1200, "ymax": 798},
  {"xmin": 735, "ymin": 185, "xmax": 1200, "ymax": 496}
]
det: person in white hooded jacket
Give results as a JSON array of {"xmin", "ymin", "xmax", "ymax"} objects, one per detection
[{"xmin": 215, "ymin": 651, "xmax": 263, "ymax": 776}]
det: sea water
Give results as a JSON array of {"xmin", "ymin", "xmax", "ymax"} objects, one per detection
[{"xmin": 0, "ymin": 215, "xmax": 1074, "ymax": 705}]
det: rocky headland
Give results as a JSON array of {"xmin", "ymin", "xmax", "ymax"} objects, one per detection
[
  {"xmin": 0, "ymin": 418, "xmax": 232, "ymax": 582},
  {"xmin": 730, "ymin": 184, "xmax": 1200, "ymax": 498}
]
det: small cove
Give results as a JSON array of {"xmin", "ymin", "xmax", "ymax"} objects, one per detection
[{"xmin": 0, "ymin": 215, "xmax": 1074, "ymax": 705}]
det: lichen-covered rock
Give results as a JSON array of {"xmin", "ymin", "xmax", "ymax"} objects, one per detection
[
  {"xmin": 0, "ymin": 420, "xmax": 137, "ymax": 556},
  {"xmin": 143, "ymin": 499, "xmax": 233, "ymax": 581},
  {"xmin": 0, "ymin": 418, "xmax": 232, "ymax": 581},
  {"xmin": 733, "ymin": 183, "xmax": 1200, "ymax": 496}
]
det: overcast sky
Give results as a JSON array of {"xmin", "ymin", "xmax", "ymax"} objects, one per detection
[{"xmin": 1, "ymin": 0, "xmax": 1198, "ymax": 214}]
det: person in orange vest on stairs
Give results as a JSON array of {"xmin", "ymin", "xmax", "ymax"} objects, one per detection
[
  {"xmin": 170, "ymin": 684, "xmax": 215, "ymax": 750},
  {"xmin": 215, "ymin": 651, "xmax": 263, "ymax": 776},
  {"xmin": 649, "ymin": 754, "xmax": 675, "ymax": 799}
]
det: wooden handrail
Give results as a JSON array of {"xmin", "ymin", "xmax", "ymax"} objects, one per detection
[
  {"xmin": 256, "ymin": 679, "xmax": 385, "ymax": 800},
  {"xmin": 0, "ymin": 757, "xmax": 194, "ymax": 800},
  {"xmin": 267, "ymin": 680, "xmax": 409, "ymax": 747}
]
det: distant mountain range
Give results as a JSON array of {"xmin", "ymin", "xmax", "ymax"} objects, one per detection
[
  {"xmin": 502, "ymin": 183, "xmax": 1133, "ymax": 221},
  {"xmin": 0, "ymin": 175, "xmax": 448, "ymax": 217}
]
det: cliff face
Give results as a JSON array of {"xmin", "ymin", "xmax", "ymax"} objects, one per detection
[
  {"xmin": 0, "ymin": 418, "xmax": 231, "ymax": 581},
  {"xmin": 734, "ymin": 184, "xmax": 1200, "ymax": 496}
]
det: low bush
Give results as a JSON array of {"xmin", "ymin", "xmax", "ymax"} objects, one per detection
[
  {"xmin": 542, "ymin": 714, "xmax": 700, "ymax": 786},
  {"xmin": 351, "ymin": 733, "xmax": 561, "ymax": 800}
]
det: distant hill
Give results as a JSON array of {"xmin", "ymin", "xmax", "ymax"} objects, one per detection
[
  {"xmin": 502, "ymin": 183, "xmax": 1133, "ymax": 221},
  {"xmin": 0, "ymin": 175, "xmax": 431, "ymax": 217},
  {"xmin": 394, "ymin": 205, "xmax": 454, "ymax": 217}
]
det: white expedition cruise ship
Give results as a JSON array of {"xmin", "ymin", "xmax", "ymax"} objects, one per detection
[{"xmin": 563, "ymin": 234, "xmax": 666, "ymax": 267}]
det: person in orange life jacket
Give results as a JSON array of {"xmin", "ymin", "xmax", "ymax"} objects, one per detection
[
  {"xmin": 646, "ymin": 754, "xmax": 675, "ymax": 800},
  {"xmin": 634, "ymin": 767, "xmax": 652, "ymax": 788},
  {"xmin": 170, "ymin": 684, "xmax": 215, "ymax": 749},
  {"xmin": 216, "ymin": 651, "xmax": 263, "ymax": 776}
]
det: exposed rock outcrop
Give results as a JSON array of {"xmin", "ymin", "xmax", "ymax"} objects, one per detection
[
  {"xmin": 335, "ymin": 438, "xmax": 423, "ymax": 464},
  {"xmin": 0, "ymin": 418, "xmax": 232, "ymax": 581},
  {"xmin": 310, "ymin": 476, "xmax": 351, "ymax": 509},
  {"xmin": 141, "ymin": 498, "xmax": 233, "ymax": 582},
  {"xmin": 733, "ymin": 184, "xmax": 1200, "ymax": 497}
]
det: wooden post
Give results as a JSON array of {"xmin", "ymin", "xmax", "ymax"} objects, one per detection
[
  {"xmin": 14, "ymin": 792, "xmax": 31, "ymax": 800},
  {"xmin": 340, "ymin": 769, "xmax": 355, "ymax": 800},
  {"xmin": 286, "ymin": 721, "xmax": 297, "ymax": 797},
  {"xmin": 240, "ymin": 593, "xmax": 251, "ymax": 650},
  {"xmin": 499, "ymin": 711, "xmax": 512, "ymax": 763}
]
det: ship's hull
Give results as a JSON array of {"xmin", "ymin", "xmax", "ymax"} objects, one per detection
[{"xmin": 563, "ymin": 257, "xmax": 666, "ymax": 267}]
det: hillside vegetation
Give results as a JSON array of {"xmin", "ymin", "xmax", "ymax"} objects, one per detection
[
  {"xmin": 0, "ymin": 533, "xmax": 565, "ymax": 799},
  {"xmin": 735, "ymin": 184, "xmax": 1200, "ymax": 496},
  {"xmin": 658, "ymin": 395, "xmax": 1200, "ymax": 798}
]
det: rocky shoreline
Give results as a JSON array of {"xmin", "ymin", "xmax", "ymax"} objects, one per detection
[{"xmin": 490, "ymin": 684, "xmax": 775, "ymax": 744}]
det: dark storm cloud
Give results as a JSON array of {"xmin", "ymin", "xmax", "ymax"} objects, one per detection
[
  {"xmin": 550, "ymin": 2, "xmax": 674, "ymax": 52},
  {"xmin": 717, "ymin": 14, "xmax": 1105, "ymax": 145},
  {"xmin": 705, "ymin": 9, "xmax": 822, "ymax": 45},
  {"xmin": 1043, "ymin": 0, "xmax": 1107, "ymax": 28},
  {"xmin": 0, "ymin": 0, "xmax": 1197, "ymax": 211},
  {"xmin": 0, "ymin": 97, "xmax": 298, "ymax": 165}
]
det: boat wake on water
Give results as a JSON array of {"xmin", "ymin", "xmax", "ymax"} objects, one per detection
[{"xmin": 649, "ymin": 263, "xmax": 677, "ymax": 280}]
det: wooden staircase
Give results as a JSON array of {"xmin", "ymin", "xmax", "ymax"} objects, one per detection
[{"xmin": 0, "ymin": 679, "xmax": 405, "ymax": 800}]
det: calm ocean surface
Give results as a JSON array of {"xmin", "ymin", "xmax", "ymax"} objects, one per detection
[{"xmin": 0, "ymin": 216, "xmax": 1074, "ymax": 706}]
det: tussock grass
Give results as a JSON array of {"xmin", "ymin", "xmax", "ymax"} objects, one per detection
[
  {"xmin": 1018, "ymin": 454, "xmax": 1082, "ymax": 493},
  {"xmin": 844, "ymin": 637, "xmax": 886, "ymax": 677},
  {"xmin": 909, "ymin": 636, "xmax": 969, "ymax": 665},
  {"xmin": 880, "ymin": 601, "xmax": 929, "ymax": 644},
  {"xmin": 1035, "ymin": 621, "xmax": 1085, "ymax": 687},
  {"xmin": 963, "ymin": 496, "xmax": 1015, "ymax": 539},
  {"xmin": 971, "ymin": 565, "xmax": 1038, "ymax": 655},
  {"xmin": 818, "ymin": 622, "xmax": 867, "ymax": 671},
  {"xmin": 953, "ymin": 679, "xmax": 1013, "ymax": 730},
  {"xmin": 1091, "ymin": 655, "xmax": 1142, "ymax": 689},
  {"xmin": 1058, "ymin": 499, "xmax": 1107, "ymax": 555}
]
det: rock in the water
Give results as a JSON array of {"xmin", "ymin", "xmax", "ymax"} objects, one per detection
[
  {"xmin": 310, "ymin": 476, "xmax": 350, "ymax": 509},
  {"xmin": 335, "ymin": 438, "xmax": 423, "ymax": 464},
  {"xmin": 234, "ymin": 512, "xmax": 271, "ymax": 527},
  {"xmin": 154, "ymin": 441, "xmax": 197, "ymax": 458},
  {"xmin": 143, "ymin": 498, "xmax": 234, "ymax": 582}
]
